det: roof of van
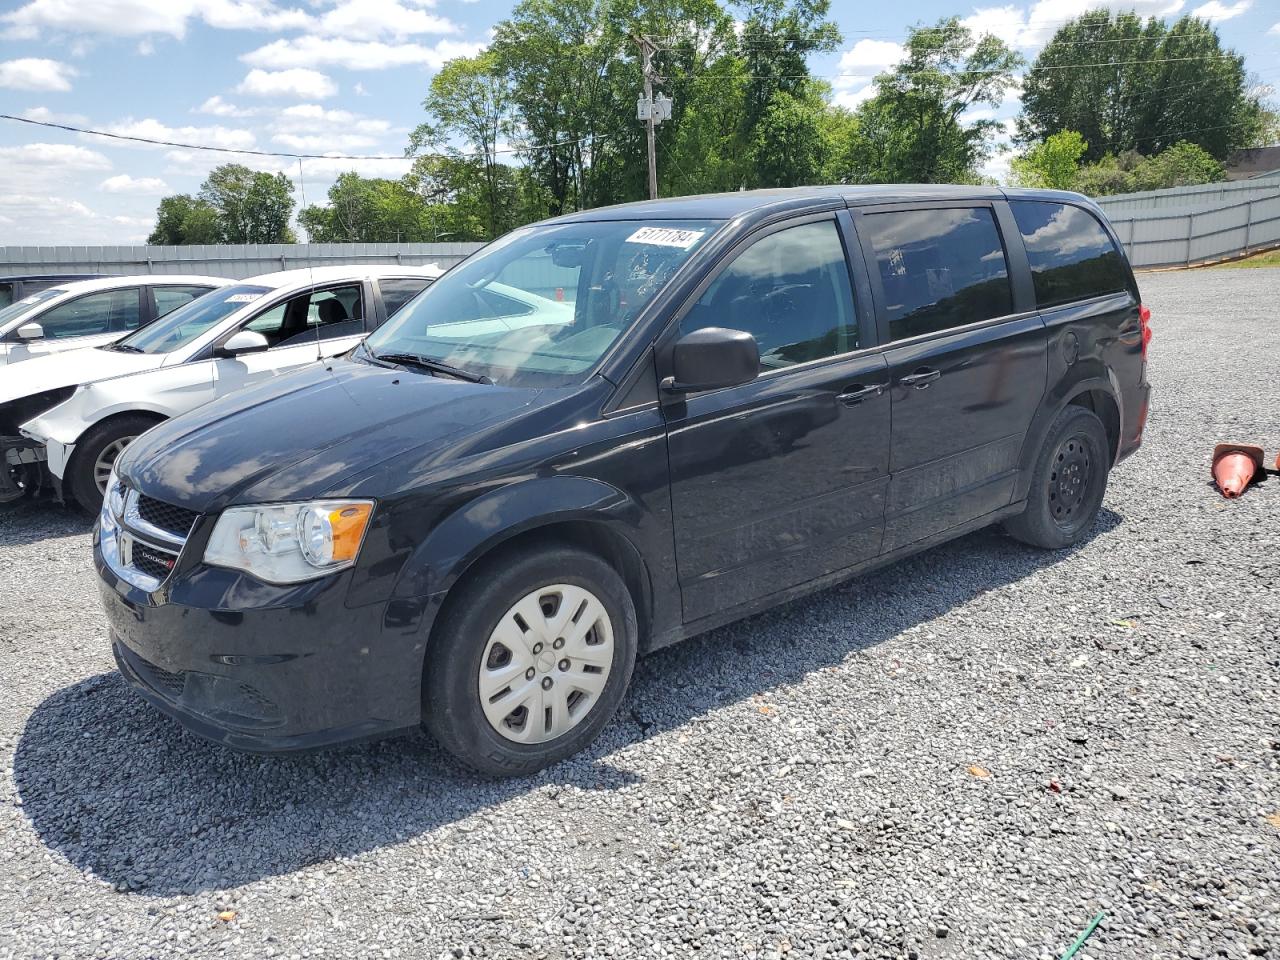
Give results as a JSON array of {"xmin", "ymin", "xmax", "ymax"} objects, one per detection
[
  {"xmin": 240, "ymin": 263, "xmax": 445, "ymax": 288},
  {"xmin": 550, "ymin": 185, "xmax": 1102, "ymax": 223}
]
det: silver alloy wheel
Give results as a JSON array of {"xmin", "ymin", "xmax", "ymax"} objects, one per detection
[
  {"xmin": 93, "ymin": 437, "xmax": 135, "ymax": 495},
  {"xmin": 478, "ymin": 583, "xmax": 615, "ymax": 744}
]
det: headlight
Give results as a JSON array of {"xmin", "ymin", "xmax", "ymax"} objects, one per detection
[
  {"xmin": 102, "ymin": 468, "xmax": 125, "ymax": 525},
  {"xmin": 204, "ymin": 500, "xmax": 374, "ymax": 584}
]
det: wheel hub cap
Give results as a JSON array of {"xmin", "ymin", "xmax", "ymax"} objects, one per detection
[
  {"xmin": 478, "ymin": 583, "xmax": 614, "ymax": 744},
  {"xmin": 1050, "ymin": 434, "xmax": 1092, "ymax": 526}
]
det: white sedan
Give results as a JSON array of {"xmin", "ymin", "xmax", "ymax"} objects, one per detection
[
  {"xmin": 0, "ymin": 274, "xmax": 227, "ymax": 369},
  {"xmin": 3, "ymin": 265, "xmax": 441, "ymax": 508}
]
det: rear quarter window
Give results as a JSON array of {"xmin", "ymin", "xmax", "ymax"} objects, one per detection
[{"xmin": 1010, "ymin": 201, "xmax": 1130, "ymax": 308}]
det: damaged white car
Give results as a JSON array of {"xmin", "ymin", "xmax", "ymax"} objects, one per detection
[{"xmin": 2, "ymin": 265, "xmax": 441, "ymax": 508}]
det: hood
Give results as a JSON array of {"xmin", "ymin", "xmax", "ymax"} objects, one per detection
[
  {"xmin": 0, "ymin": 346, "xmax": 161, "ymax": 406},
  {"xmin": 119, "ymin": 359, "xmax": 544, "ymax": 511}
]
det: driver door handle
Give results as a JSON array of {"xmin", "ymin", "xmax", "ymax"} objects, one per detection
[
  {"xmin": 837, "ymin": 383, "xmax": 885, "ymax": 406},
  {"xmin": 899, "ymin": 368, "xmax": 941, "ymax": 389}
]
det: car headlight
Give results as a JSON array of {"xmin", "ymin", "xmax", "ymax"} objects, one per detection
[
  {"xmin": 102, "ymin": 468, "xmax": 125, "ymax": 527},
  {"xmin": 204, "ymin": 500, "xmax": 374, "ymax": 584}
]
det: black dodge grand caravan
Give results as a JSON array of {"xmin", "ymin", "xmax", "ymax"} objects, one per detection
[{"xmin": 96, "ymin": 186, "xmax": 1151, "ymax": 775}]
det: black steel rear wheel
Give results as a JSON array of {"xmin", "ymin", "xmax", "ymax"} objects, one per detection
[{"xmin": 1004, "ymin": 405, "xmax": 1110, "ymax": 550}]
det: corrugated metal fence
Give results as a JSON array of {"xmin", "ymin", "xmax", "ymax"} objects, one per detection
[
  {"xmin": 1094, "ymin": 173, "xmax": 1280, "ymax": 269},
  {"xmin": 0, "ymin": 242, "xmax": 486, "ymax": 280},
  {"xmin": 3, "ymin": 176, "xmax": 1278, "ymax": 276}
]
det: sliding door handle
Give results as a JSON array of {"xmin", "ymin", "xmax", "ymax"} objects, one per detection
[
  {"xmin": 837, "ymin": 383, "xmax": 885, "ymax": 406},
  {"xmin": 899, "ymin": 368, "xmax": 941, "ymax": 389}
]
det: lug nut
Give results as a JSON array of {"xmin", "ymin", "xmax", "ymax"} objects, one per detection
[
  {"xmin": 553, "ymin": 637, "xmax": 564, "ymax": 649},
  {"xmin": 541, "ymin": 677, "xmax": 553, "ymax": 690},
  {"xmin": 525, "ymin": 668, "xmax": 535, "ymax": 680},
  {"xmin": 532, "ymin": 642, "xmax": 543, "ymax": 654},
  {"xmin": 558, "ymin": 659, "xmax": 570, "ymax": 672}
]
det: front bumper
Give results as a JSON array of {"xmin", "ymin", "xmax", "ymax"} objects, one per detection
[{"xmin": 95, "ymin": 531, "xmax": 433, "ymax": 753}]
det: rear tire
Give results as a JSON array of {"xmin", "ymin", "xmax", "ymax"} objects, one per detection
[
  {"xmin": 423, "ymin": 544, "xmax": 638, "ymax": 777},
  {"xmin": 67, "ymin": 414, "xmax": 162, "ymax": 513},
  {"xmin": 1003, "ymin": 405, "xmax": 1110, "ymax": 550}
]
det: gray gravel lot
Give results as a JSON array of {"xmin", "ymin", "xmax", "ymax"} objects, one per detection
[{"xmin": 2, "ymin": 267, "xmax": 1279, "ymax": 960}]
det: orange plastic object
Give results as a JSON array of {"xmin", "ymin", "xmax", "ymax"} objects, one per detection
[{"xmin": 1212, "ymin": 443, "xmax": 1264, "ymax": 498}]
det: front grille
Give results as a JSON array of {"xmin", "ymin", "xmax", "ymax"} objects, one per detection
[
  {"xmin": 135, "ymin": 655, "xmax": 187, "ymax": 698},
  {"xmin": 136, "ymin": 495, "xmax": 199, "ymax": 538},
  {"xmin": 132, "ymin": 539, "xmax": 178, "ymax": 581}
]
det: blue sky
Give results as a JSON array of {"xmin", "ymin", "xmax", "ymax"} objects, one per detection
[{"xmin": 0, "ymin": 0, "xmax": 1276, "ymax": 245}]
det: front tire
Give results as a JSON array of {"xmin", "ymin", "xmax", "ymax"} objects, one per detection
[
  {"xmin": 67, "ymin": 414, "xmax": 161, "ymax": 513},
  {"xmin": 1004, "ymin": 405, "xmax": 1110, "ymax": 550},
  {"xmin": 423, "ymin": 545, "xmax": 638, "ymax": 777}
]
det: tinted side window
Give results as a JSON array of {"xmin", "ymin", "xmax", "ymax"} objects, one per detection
[
  {"xmin": 0, "ymin": 283, "xmax": 13, "ymax": 308},
  {"xmin": 1011, "ymin": 201, "xmax": 1129, "ymax": 308},
  {"xmin": 36, "ymin": 288, "xmax": 142, "ymax": 339},
  {"xmin": 864, "ymin": 207, "xmax": 1013, "ymax": 341},
  {"xmin": 153, "ymin": 285, "xmax": 213, "ymax": 317},
  {"xmin": 379, "ymin": 279, "xmax": 432, "ymax": 318},
  {"xmin": 680, "ymin": 220, "xmax": 858, "ymax": 371}
]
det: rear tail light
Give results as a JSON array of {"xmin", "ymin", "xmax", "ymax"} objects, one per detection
[{"xmin": 1139, "ymin": 304, "xmax": 1152, "ymax": 360}]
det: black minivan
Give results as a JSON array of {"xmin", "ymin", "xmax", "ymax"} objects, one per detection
[{"xmin": 96, "ymin": 186, "xmax": 1151, "ymax": 775}]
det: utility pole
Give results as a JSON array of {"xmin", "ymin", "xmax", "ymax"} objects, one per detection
[{"xmin": 637, "ymin": 34, "xmax": 659, "ymax": 200}]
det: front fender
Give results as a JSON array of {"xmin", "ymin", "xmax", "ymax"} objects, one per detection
[{"xmin": 392, "ymin": 475, "xmax": 648, "ymax": 601}]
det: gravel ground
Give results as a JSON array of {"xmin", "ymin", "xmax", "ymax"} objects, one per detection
[{"xmin": 2, "ymin": 267, "xmax": 1279, "ymax": 960}]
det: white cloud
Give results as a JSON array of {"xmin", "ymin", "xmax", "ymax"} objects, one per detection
[
  {"xmin": 0, "ymin": 142, "xmax": 112, "ymax": 169},
  {"xmin": 137, "ymin": 38, "xmax": 154, "ymax": 55},
  {"xmin": 195, "ymin": 95, "xmax": 255, "ymax": 118},
  {"xmin": 833, "ymin": 84, "xmax": 879, "ymax": 110},
  {"xmin": 278, "ymin": 103, "xmax": 392, "ymax": 135},
  {"xmin": 100, "ymin": 174, "xmax": 170, "ymax": 193},
  {"xmin": 1190, "ymin": 0, "xmax": 1251, "ymax": 20},
  {"xmin": 240, "ymin": 35, "xmax": 482, "ymax": 71},
  {"xmin": 21, "ymin": 105, "xmax": 88, "ymax": 124},
  {"xmin": 0, "ymin": 57, "xmax": 77, "ymax": 91},
  {"xmin": 964, "ymin": 0, "xmax": 1187, "ymax": 51},
  {"xmin": 89, "ymin": 117, "xmax": 257, "ymax": 151},
  {"xmin": 313, "ymin": 0, "xmax": 457, "ymax": 40},
  {"xmin": 837, "ymin": 39, "xmax": 906, "ymax": 72},
  {"xmin": 236, "ymin": 67, "xmax": 337, "ymax": 99},
  {"xmin": 273, "ymin": 132, "xmax": 381, "ymax": 151},
  {"xmin": 1, "ymin": 0, "xmax": 312, "ymax": 39}
]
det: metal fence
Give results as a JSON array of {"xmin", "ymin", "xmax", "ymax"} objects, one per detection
[
  {"xmin": 1094, "ymin": 173, "xmax": 1280, "ymax": 268},
  {"xmin": 0, "ymin": 242, "xmax": 486, "ymax": 280}
]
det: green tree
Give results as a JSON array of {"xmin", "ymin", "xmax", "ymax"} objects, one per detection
[
  {"xmin": 1019, "ymin": 9, "xmax": 1264, "ymax": 162},
  {"xmin": 750, "ymin": 87, "xmax": 831, "ymax": 187},
  {"xmin": 298, "ymin": 173, "xmax": 434, "ymax": 242},
  {"xmin": 1133, "ymin": 140, "xmax": 1226, "ymax": 190},
  {"xmin": 147, "ymin": 194, "xmax": 221, "ymax": 245},
  {"xmin": 855, "ymin": 18, "xmax": 1021, "ymax": 183},
  {"xmin": 199, "ymin": 164, "xmax": 296, "ymax": 243},
  {"xmin": 1011, "ymin": 130, "xmax": 1089, "ymax": 190}
]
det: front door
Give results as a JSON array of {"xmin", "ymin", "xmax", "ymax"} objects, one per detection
[
  {"xmin": 661, "ymin": 215, "xmax": 891, "ymax": 624},
  {"xmin": 857, "ymin": 203, "xmax": 1047, "ymax": 551}
]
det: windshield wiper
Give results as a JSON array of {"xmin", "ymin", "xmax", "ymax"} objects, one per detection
[
  {"xmin": 105, "ymin": 342, "xmax": 143, "ymax": 353},
  {"xmin": 371, "ymin": 351, "xmax": 492, "ymax": 385}
]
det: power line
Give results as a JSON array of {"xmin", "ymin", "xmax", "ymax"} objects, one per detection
[{"xmin": 0, "ymin": 113, "xmax": 600, "ymax": 162}]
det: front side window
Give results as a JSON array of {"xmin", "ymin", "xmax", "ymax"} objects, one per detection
[
  {"xmin": 34, "ymin": 288, "xmax": 142, "ymax": 339},
  {"xmin": 0, "ymin": 288, "xmax": 64, "ymax": 334},
  {"xmin": 117, "ymin": 284, "xmax": 271, "ymax": 355},
  {"xmin": 864, "ymin": 207, "xmax": 1013, "ymax": 341},
  {"xmin": 1011, "ymin": 201, "xmax": 1130, "ymax": 308},
  {"xmin": 153, "ymin": 285, "xmax": 214, "ymax": 318},
  {"xmin": 250, "ymin": 284, "xmax": 364, "ymax": 349},
  {"xmin": 680, "ymin": 220, "xmax": 859, "ymax": 371},
  {"xmin": 365, "ymin": 219, "xmax": 720, "ymax": 387}
]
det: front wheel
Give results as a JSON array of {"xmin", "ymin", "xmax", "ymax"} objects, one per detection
[
  {"xmin": 423, "ymin": 545, "xmax": 638, "ymax": 777},
  {"xmin": 1003, "ymin": 405, "xmax": 1110, "ymax": 550},
  {"xmin": 67, "ymin": 414, "xmax": 162, "ymax": 513}
]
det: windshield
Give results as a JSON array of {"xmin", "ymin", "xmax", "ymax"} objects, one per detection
[
  {"xmin": 364, "ymin": 219, "xmax": 720, "ymax": 387},
  {"xmin": 117, "ymin": 283, "xmax": 271, "ymax": 355},
  {"xmin": 0, "ymin": 288, "xmax": 64, "ymax": 330}
]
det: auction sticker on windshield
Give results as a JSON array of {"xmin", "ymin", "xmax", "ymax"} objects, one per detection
[
  {"xmin": 226, "ymin": 294, "xmax": 264, "ymax": 303},
  {"xmin": 626, "ymin": 226, "xmax": 706, "ymax": 249}
]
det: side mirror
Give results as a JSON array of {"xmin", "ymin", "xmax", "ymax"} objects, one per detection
[
  {"xmin": 661, "ymin": 327, "xmax": 760, "ymax": 394},
  {"xmin": 216, "ymin": 330, "xmax": 270, "ymax": 358},
  {"xmin": 16, "ymin": 322, "xmax": 43, "ymax": 341}
]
